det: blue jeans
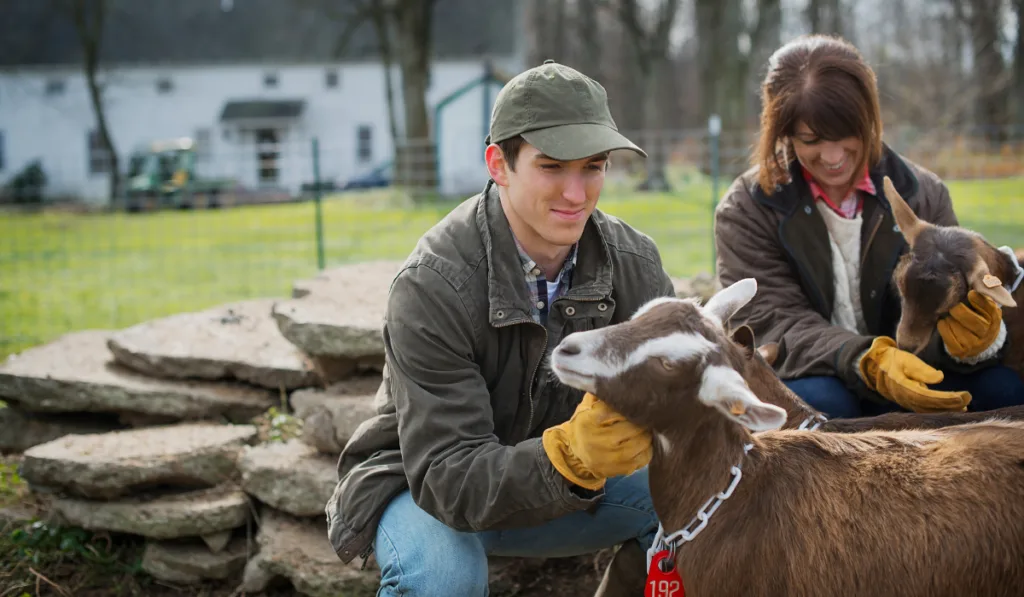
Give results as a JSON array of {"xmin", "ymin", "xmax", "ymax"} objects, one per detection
[
  {"xmin": 374, "ymin": 468, "xmax": 658, "ymax": 597},
  {"xmin": 784, "ymin": 365, "xmax": 1024, "ymax": 419}
]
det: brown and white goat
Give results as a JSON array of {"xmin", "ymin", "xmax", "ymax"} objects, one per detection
[
  {"xmin": 883, "ymin": 176, "xmax": 1023, "ymax": 377},
  {"xmin": 551, "ymin": 279, "xmax": 1024, "ymax": 597},
  {"xmin": 728, "ymin": 324, "xmax": 1024, "ymax": 433}
]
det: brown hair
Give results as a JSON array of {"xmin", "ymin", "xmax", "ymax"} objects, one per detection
[
  {"xmin": 754, "ymin": 35, "xmax": 884, "ymax": 194},
  {"xmin": 497, "ymin": 135, "xmax": 526, "ymax": 171}
]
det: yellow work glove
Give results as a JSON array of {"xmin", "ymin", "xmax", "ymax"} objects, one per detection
[
  {"xmin": 858, "ymin": 336, "xmax": 971, "ymax": 413},
  {"xmin": 541, "ymin": 393, "xmax": 652, "ymax": 491},
  {"xmin": 937, "ymin": 290, "xmax": 1003, "ymax": 360}
]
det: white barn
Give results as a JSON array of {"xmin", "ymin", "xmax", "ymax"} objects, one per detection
[{"xmin": 0, "ymin": 0, "xmax": 526, "ymax": 204}]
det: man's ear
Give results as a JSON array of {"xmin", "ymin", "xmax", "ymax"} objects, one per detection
[{"xmin": 485, "ymin": 144, "xmax": 510, "ymax": 187}]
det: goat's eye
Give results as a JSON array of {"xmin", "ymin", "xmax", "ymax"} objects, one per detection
[{"xmin": 659, "ymin": 357, "xmax": 675, "ymax": 370}]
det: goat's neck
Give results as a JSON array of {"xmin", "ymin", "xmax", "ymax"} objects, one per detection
[{"xmin": 649, "ymin": 413, "xmax": 753, "ymax": 535}]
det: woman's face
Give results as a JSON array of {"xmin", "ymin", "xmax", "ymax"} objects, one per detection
[{"xmin": 790, "ymin": 121, "xmax": 864, "ymax": 192}]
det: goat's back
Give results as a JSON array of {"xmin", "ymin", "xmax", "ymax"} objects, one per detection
[{"xmin": 676, "ymin": 422, "xmax": 1024, "ymax": 597}]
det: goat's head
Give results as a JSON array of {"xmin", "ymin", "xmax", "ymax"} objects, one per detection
[
  {"xmin": 884, "ymin": 176, "xmax": 1017, "ymax": 354},
  {"xmin": 550, "ymin": 279, "xmax": 788, "ymax": 434}
]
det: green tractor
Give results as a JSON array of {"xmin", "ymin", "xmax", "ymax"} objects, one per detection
[{"xmin": 123, "ymin": 138, "xmax": 236, "ymax": 211}]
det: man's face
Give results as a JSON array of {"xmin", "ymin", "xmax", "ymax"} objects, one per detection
[{"xmin": 486, "ymin": 142, "xmax": 608, "ymax": 253}]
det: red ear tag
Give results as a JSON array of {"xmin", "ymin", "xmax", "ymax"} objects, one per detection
[{"xmin": 645, "ymin": 550, "xmax": 685, "ymax": 597}]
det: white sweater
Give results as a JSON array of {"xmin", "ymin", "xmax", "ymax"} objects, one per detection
[{"xmin": 816, "ymin": 202, "xmax": 867, "ymax": 335}]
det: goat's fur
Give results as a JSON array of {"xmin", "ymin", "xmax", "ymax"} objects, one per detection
[
  {"xmin": 551, "ymin": 280, "xmax": 1024, "ymax": 597},
  {"xmin": 729, "ymin": 324, "xmax": 1024, "ymax": 433},
  {"xmin": 883, "ymin": 176, "xmax": 1022, "ymax": 378}
]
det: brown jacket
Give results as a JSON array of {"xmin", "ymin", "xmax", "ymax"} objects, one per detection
[
  {"xmin": 326, "ymin": 181, "xmax": 675, "ymax": 564},
  {"xmin": 714, "ymin": 146, "xmax": 987, "ymax": 401}
]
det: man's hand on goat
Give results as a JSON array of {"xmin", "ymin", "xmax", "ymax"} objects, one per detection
[
  {"xmin": 937, "ymin": 290, "xmax": 1005, "ymax": 361},
  {"xmin": 858, "ymin": 336, "xmax": 972, "ymax": 413},
  {"xmin": 542, "ymin": 392, "xmax": 652, "ymax": 490}
]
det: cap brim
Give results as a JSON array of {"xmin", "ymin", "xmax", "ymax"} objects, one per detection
[{"xmin": 521, "ymin": 124, "xmax": 647, "ymax": 161}]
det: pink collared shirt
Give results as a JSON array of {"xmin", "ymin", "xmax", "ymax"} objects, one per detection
[{"xmin": 801, "ymin": 166, "xmax": 877, "ymax": 219}]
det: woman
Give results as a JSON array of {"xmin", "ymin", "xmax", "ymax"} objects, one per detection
[{"xmin": 714, "ymin": 34, "xmax": 1024, "ymax": 418}]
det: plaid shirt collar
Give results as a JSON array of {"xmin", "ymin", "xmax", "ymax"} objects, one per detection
[
  {"xmin": 512, "ymin": 235, "xmax": 578, "ymax": 325},
  {"xmin": 801, "ymin": 164, "xmax": 876, "ymax": 219}
]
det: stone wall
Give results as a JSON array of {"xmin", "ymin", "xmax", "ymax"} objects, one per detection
[{"xmin": 0, "ymin": 260, "xmax": 716, "ymax": 595}]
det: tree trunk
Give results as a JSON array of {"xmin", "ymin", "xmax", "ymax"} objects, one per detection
[
  {"xmin": 967, "ymin": 0, "xmax": 1009, "ymax": 144},
  {"xmin": 393, "ymin": 0, "xmax": 437, "ymax": 190},
  {"xmin": 575, "ymin": 0, "xmax": 602, "ymax": 79},
  {"xmin": 70, "ymin": 0, "xmax": 119, "ymax": 203},
  {"xmin": 1014, "ymin": 0, "xmax": 1024, "ymax": 131},
  {"xmin": 371, "ymin": 4, "xmax": 401, "ymax": 151}
]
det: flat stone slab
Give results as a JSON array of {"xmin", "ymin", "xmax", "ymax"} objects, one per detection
[
  {"xmin": 142, "ymin": 537, "xmax": 249, "ymax": 584},
  {"xmin": 0, "ymin": 406, "xmax": 123, "ymax": 453},
  {"xmin": 241, "ymin": 508, "xmax": 376, "ymax": 597},
  {"xmin": 291, "ymin": 376, "xmax": 381, "ymax": 454},
  {"xmin": 21, "ymin": 423, "xmax": 257, "ymax": 499},
  {"xmin": 274, "ymin": 261, "xmax": 403, "ymax": 361},
  {"xmin": 239, "ymin": 440, "xmax": 337, "ymax": 517},
  {"xmin": 51, "ymin": 486, "xmax": 250, "ymax": 539},
  {"xmin": 0, "ymin": 330, "xmax": 276, "ymax": 422},
  {"xmin": 107, "ymin": 299, "xmax": 319, "ymax": 390}
]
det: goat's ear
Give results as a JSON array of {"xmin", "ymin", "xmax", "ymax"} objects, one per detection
[
  {"xmin": 968, "ymin": 258, "xmax": 1018, "ymax": 307},
  {"xmin": 883, "ymin": 176, "xmax": 928, "ymax": 247},
  {"xmin": 730, "ymin": 325, "xmax": 756, "ymax": 352},
  {"xmin": 756, "ymin": 343, "xmax": 780, "ymax": 367},
  {"xmin": 699, "ymin": 365, "xmax": 787, "ymax": 432},
  {"xmin": 704, "ymin": 278, "xmax": 757, "ymax": 324}
]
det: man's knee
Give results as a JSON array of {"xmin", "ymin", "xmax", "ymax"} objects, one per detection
[
  {"xmin": 782, "ymin": 376, "xmax": 862, "ymax": 419},
  {"xmin": 375, "ymin": 491, "xmax": 489, "ymax": 597}
]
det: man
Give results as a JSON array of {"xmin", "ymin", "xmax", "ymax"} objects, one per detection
[{"xmin": 325, "ymin": 60, "xmax": 676, "ymax": 596}]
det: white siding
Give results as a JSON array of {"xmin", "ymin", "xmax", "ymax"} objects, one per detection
[{"xmin": 0, "ymin": 56, "xmax": 522, "ymax": 204}]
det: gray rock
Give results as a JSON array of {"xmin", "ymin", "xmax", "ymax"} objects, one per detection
[
  {"xmin": 142, "ymin": 537, "xmax": 249, "ymax": 584},
  {"xmin": 238, "ymin": 440, "xmax": 337, "ymax": 517},
  {"xmin": 274, "ymin": 261, "xmax": 402, "ymax": 363},
  {"xmin": 0, "ymin": 406, "xmax": 123, "ymax": 453},
  {"xmin": 51, "ymin": 486, "xmax": 250, "ymax": 539},
  {"xmin": 291, "ymin": 376, "xmax": 381, "ymax": 454},
  {"xmin": 672, "ymin": 272, "xmax": 719, "ymax": 302},
  {"xmin": 107, "ymin": 299, "xmax": 319, "ymax": 390},
  {"xmin": 0, "ymin": 330, "xmax": 276, "ymax": 422},
  {"xmin": 21, "ymin": 423, "xmax": 257, "ymax": 499},
  {"xmin": 242, "ymin": 508, "xmax": 377, "ymax": 597},
  {"xmin": 201, "ymin": 529, "xmax": 234, "ymax": 553}
]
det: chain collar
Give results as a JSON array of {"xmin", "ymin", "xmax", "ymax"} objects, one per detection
[
  {"xmin": 646, "ymin": 443, "xmax": 754, "ymax": 572},
  {"xmin": 797, "ymin": 413, "xmax": 828, "ymax": 431},
  {"xmin": 997, "ymin": 246, "xmax": 1024, "ymax": 293}
]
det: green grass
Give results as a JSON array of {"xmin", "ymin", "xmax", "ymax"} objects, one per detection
[{"xmin": 2, "ymin": 176, "xmax": 1022, "ymax": 360}]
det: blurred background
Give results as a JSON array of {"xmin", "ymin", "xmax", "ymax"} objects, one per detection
[{"xmin": 1, "ymin": 0, "xmax": 1022, "ymax": 359}]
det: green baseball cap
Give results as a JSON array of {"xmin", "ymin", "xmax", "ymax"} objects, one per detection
[{"xmin": 486, "ymin": 60, "xmax": 647, "ymax": 160}]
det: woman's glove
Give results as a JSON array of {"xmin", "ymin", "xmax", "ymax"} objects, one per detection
[
  {"xmin": 937, "ymin": 290, "xmax": 1006, "ymax": 361},
  {"xmin": 858, "ymin": 336, "xmax": 971, "ymax": 413},
  {"xmin": 542, "ymin": 393, "xmax": 652, "ymax": 490}
]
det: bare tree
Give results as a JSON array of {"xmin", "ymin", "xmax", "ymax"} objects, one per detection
[
  {"xmin": 962, "ymin": 0, "xmax": 1011, "ymax": 142},
  {"xmin": 299, "ymin": 0, "xmax": 437, "ymax": 189},
  {"xmin": 805, "ymin": 0, "xmax": 843, "ymax": 35},
  {"xmin": 615, "ymin": 0, "xmax": 682, "ymax": 191},
  {"xmin": 54, "ymin": 0, "xmax": 119, "ymax": 202},
  {"xmin": 1014, "ymin": 0, "xmax": 1024, "ymax": 129},
  {"xmin": 391, "ymin": 0, "xmax": 439, "ymax": 189}
]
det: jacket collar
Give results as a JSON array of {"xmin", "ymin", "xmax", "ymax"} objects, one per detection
[
  {"xmin": 752, "ymin": 143, "xmax": 920, "ymax": 217},
  {"xmin": 476, "ymin": 180, "xmax": 614, "ymax": 326}
]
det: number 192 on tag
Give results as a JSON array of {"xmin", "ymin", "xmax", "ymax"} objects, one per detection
[{"xmin": 646, "ymin": 579, "xmax": 683, "ymax": 597}]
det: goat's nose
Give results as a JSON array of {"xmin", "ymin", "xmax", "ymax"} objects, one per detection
[{"xmin": 557, "ymin": 341, "xmax": 581, "ymax": 356}]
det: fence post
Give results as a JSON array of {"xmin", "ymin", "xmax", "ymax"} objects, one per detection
[
  {"xmin": 708, "ymin": 114, "xmax": 721, "ymax": 276},
  {"xmin": 312, "ymin": 137, "xmax": 325, "ymax": 271}
]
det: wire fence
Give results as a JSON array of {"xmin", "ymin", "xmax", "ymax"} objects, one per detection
[{"xmin": 3, "ymin": 124, "xmax": 1024, "ymax": 359}]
